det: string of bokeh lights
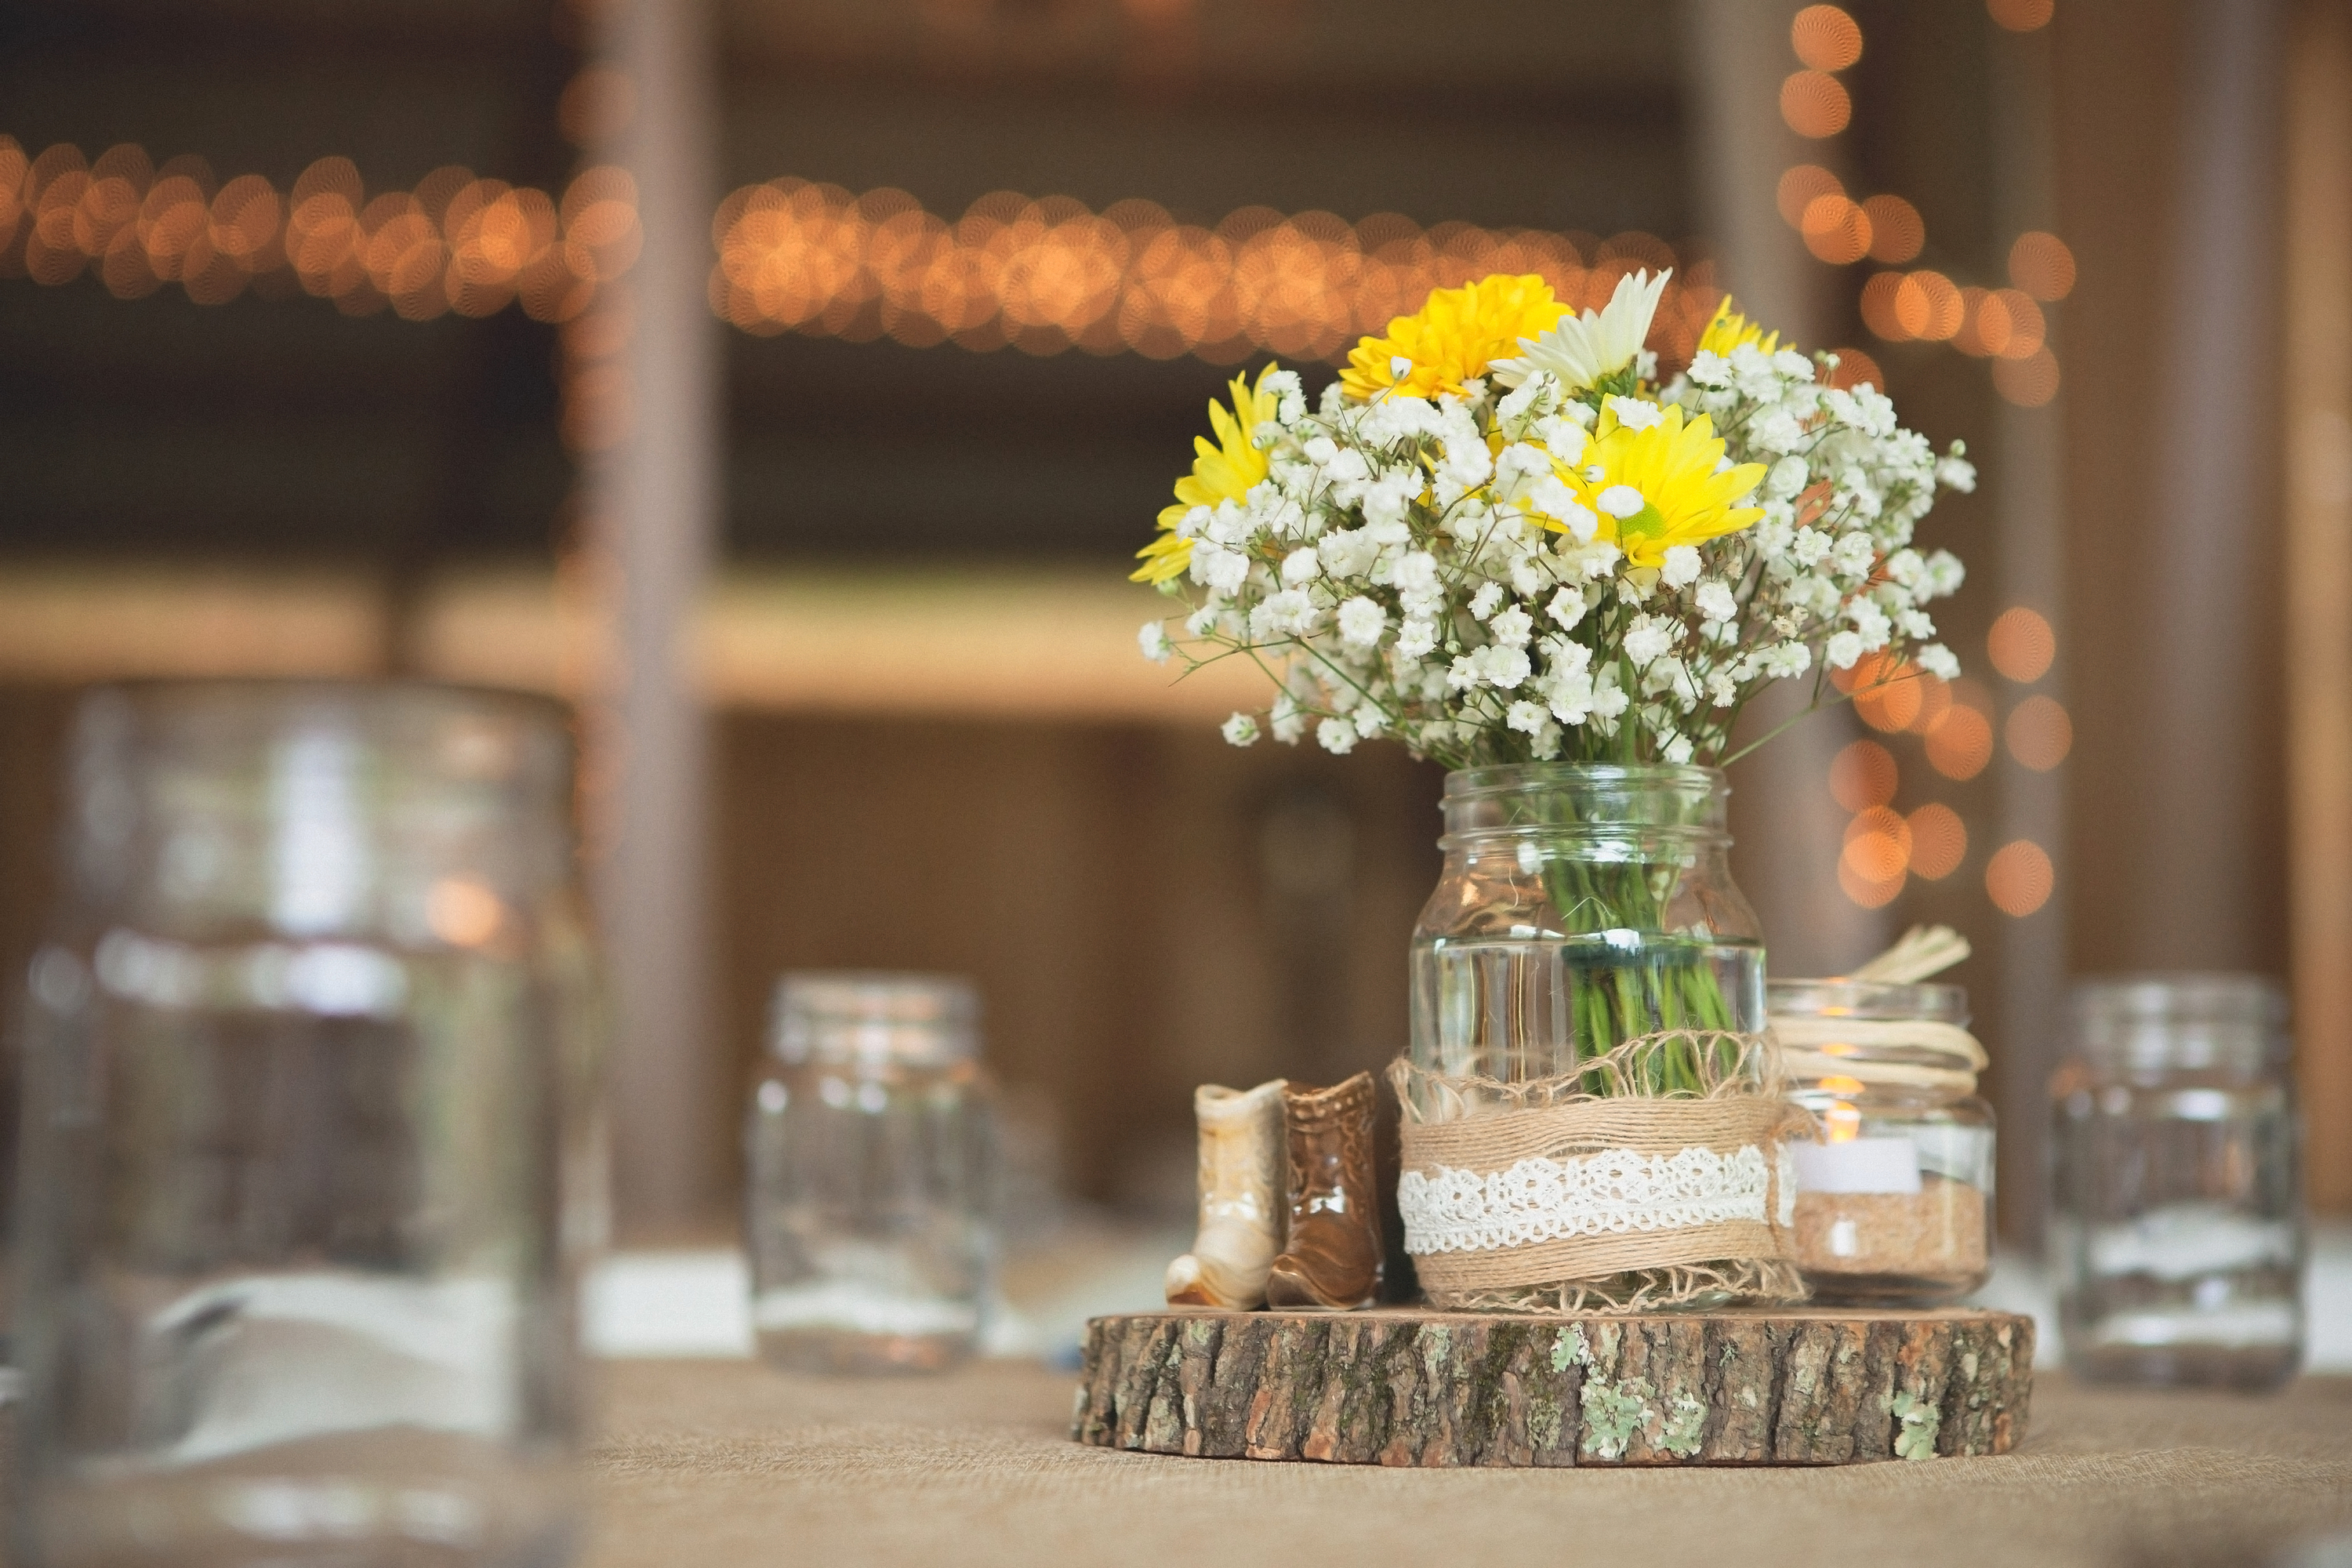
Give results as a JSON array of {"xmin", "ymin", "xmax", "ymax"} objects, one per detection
[
  {"xmin": 0, "ymin": 125, "xmax": 1895, "ymax": 395},
  {"xmin": 1777, "ymin": 0, "xmax": 2069, "ymax": 919},
  {"xmin": 710, "ymin": 180, "xmax": 1751, "ymax": 369},
  {"xmin": 0, "ymin": 136, "xmax": 641, "ymax": 321},
  {"xmin": 1779, "ymin": 2, "xmax": 2071, "ymax": 409},
  {"xmin": 1827, "ymin": 605, "xmax": 2065, "ymax": 916}
]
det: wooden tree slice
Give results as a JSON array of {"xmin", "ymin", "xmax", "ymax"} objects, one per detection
[{"xmin": 1073, "ymin": 1306, "xmax": 2032, "ymax": 1466}]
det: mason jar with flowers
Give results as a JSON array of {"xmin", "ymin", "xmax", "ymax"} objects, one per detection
[{"xmin": 1137, "ymin": 268, "xmax": 1976, "ymax": 1312}]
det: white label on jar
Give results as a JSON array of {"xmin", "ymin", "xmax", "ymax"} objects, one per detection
[{"xmin": 1790, "ymin": 1137, "xmax": 1922, "ymax": 1195}]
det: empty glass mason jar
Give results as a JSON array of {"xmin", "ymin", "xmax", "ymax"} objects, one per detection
[
  {"xmin": 746, "ymin": 975, "xmax": 996, "ymax": 1374},
  {"xmin": 2053, "ymin": 974, "xmax": 2303, "ymax": 1388},
  {"xmin": 1771, "ymin": 978, "xmax": 1994, "ymax": 1304},
  {"xmin": 13, "ymin": 681, "xmax": 604, "ymax": 1567}
]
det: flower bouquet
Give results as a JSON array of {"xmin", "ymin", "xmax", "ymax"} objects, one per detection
[{"xmin": 1137, "ymin": 269, "xmax": 1976, "ymax": 1310}]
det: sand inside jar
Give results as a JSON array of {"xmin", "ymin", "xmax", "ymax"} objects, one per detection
[{"xmin": 1793, "ymin": 1171, "xmax": 1989, "ymax": 1280}]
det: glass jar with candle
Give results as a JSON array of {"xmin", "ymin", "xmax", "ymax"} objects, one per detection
[
  {"xmin": 745, "ymin": 974, "xmax": 998, "ymax": 1374},
  {"xmin": 2053, "ymin": 975, "xmax": 2302, "ymax": 1389},
  {"xmin": 1769, "ymin": 978, "xmax": 1994, "ymax": 1304}
]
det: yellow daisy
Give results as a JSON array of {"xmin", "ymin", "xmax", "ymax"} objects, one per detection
[
  {"xmin": 1562, "ymin": 401, "xmax": 1769, "ymax": 568},
  {"xmin": 1697, "ymin": 294, "xmax": 1783, "ymax": 358},
  {"xmin": 1339, "ymin": 274, "xmax": 1568, "ymax": 401},
  {"xmin": 1132, "ymin": 364, "xmax": 1282, "ymax": 584}
]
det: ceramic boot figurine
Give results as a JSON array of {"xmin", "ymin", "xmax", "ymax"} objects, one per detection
[
  {"xmin": 1165, "ymin": 1079, "xmax": 1287, "ymax": 1308},
  {"xmin": 1265, "ymin": 1071, "xmax": 1384, "ymax": 1310}
]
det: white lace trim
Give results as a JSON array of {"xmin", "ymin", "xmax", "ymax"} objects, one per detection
[{"xmin": 1399, "ymin": 1144, "xmax": 1774, "ymax": 1256}]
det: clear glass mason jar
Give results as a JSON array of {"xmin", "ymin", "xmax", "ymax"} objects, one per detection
[
  {"xmin": 746, "ymin": 974, "xmax": 996, "ymax": 1374},
  {"xmin": 1405, "ymin": 764, "xmax": 1767, "ymax": 1308},
  {"xmin": 2053, "ymin": 974, "xmax": 2303, "ymax": 1389},
  {"xmin": 1770, "ymin": 978, "xmax": 1994, "ymax": 1304},
  {"xmin": 14, "ymin": 681, "xmax": 604, "ymax": 1568}
]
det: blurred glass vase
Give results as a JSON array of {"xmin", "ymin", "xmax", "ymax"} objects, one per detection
[
  {"xmin": 13, "ymin": 682, "xmax": 605, "ymax": 1567},
  {"xmin": 2053, "ymin": 975, "xmax": 2303, "ymax": 1389},
  {"xmin": 746, "ymin": 974, "xmax": 997, "ymax": 1374}
]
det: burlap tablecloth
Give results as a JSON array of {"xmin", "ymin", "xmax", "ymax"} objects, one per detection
[{"xmin": 588, "ymin": 1359, "xmax": 2352, "ymax": 1568}]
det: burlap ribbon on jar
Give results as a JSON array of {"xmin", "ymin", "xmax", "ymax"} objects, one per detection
[{"xmin": 1390, "ymin": 1031, "xmax": 1815, "ymax": 1312}]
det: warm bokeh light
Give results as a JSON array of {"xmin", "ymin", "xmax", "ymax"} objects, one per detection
[
  {"xmin": 1846, "ymin": 653, "xmax": 1922, "ymax": 731},
  {"xmin": 1802, "ymin": 194, "xmax": 1871, "ymax": 264},
  {"xmin": 1777, "ymin": 165, "xmax": 1845, "ymax": 228},
  {"xmin": 1780, "ymin": 71, "xmax": 1854, "ymax": 139},
  {"xmin": 1893, "ymin": 270, "xmax": 1964, "ymax": 340},
  {"xmin": 1792, "ymin": 5, "xmax": 1865, "ymax": 71},
  {"xmin": 1907, "ymin": 672, "xmax": 1953, "ymax": 734},
  {"xmin": 1953, "ymin": 287, "xmax": 2046, "ymax": 359},
  {"xmin": 0, "ymin": 135, "xmax": 631, "ymax": 322},
  {"xmin": 1986, "ymin": 839, "xmax": 2055, "ymax": 916},
  {"xmin": 1991, "ymin": 346, "xmax": 2061, "ymax": 406},
  {"xmin": 710, "ymin": 180, "xmax": 1720, "ymax": 367},
  {"xmin": 1824, "ymin": 345, "xmax": 1882, "ymax": 390},
  {"xmin": 1987, "ymin": 605, "xmax": 2056, "ymax": 681},
  {"xmin": 1988, "ymin": 0, "xmax": 2056, "ymax": 33},
  {"xmin": 427, "ymin": 877, "xmax": 506, "ymax": 947},
  {"xmin": 1907, "ymin": 804, "xmax": 1968, "ymax": 880},
  {"xmin": 1844, "ymin": 806, "xmax": 1914, "ymax": 882},
  {"xmin": 2005, "ymin": 694, "xmax": 2074, "ymax": 771},
  {"xmin": 1860, "ymin": 270, "xmax": 1907, "ymax": 340},
  {"xmin": 1838, "ymin": 855, "xmax": 1906, "ymax": 909},
  {"xmin": 2007, "ymin": 230, "xmax": 2076, "ymax": 300},
  {"xmin": 1829, "ymin": 739, "xmax": 1899, "ymax": 811},
  {"xmin": 1861, "ymin": 194, "xmax": 1924, "ymax": 263},
  {"xmin": 1926, "ymin": 703, "xmax": 1994, "ymax": 780}
]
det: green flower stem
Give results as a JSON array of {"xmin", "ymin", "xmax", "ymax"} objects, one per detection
[{"xmin": 1538, "ymin": 851, "xmax": 1740, "ymax": 1097}]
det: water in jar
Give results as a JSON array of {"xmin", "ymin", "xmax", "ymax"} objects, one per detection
[
  {"xmin": 1409, "ymin": 932, "xmax": 1766, "ymax": 1087},
  {"xmin": 17, "ymin": 938, "xmax": 579, "ymax": 1568},
  {"xmin": 2053, "ymin": 1072, "xmax": 2302, "ymax": 1388},
  {"xmin": 746, "ymin": 975, "xmax": 995, "ymax": 1374}
]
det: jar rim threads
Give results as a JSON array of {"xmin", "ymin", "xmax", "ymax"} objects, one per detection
[
  {"xmin": 2070, "ymin": 971, "xmax": 2288, "ymax": 1076},
  {"xmin": 769, "ymin": 971, "xmax": 981, "ymax": 1067}
]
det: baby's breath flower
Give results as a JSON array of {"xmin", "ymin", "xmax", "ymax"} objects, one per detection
[
  {"xmin": 1337, "ymin": 597, "xmax": 1388, "ymax": 648},
  {"xmin": 1140, "ymin": 284, "xmax": 1970, "ymax": 769}
]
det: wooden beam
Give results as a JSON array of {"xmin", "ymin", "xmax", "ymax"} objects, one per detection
[
  {"xmin": 2284, "ymin": 0, "xmax": 2352, "ymax": 1214},
  {"xmin": 0, "ymin": 563, "xmax": 1264, "ymax": 719},
  {"xmin": 582, "ymin": 0, "xmax": 726, "ymax": 1236}
]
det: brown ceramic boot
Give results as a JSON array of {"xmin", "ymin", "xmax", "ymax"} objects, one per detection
[{"xmin": 1265, "ymin": 1071, "xmax": 1383, "ymax": 1311}]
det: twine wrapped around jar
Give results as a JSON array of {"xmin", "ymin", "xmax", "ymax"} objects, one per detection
[
  {"xmin": 1773, "ymin": 1014, "xmax": 1987, "ymax": 1094},
  {"xmin": 1391, "ymin": 1031, "xmax": 1813, "ymax": 1313}
]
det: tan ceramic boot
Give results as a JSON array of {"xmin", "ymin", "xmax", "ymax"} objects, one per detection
[
  {"xmin": 1165, "ymin": 1080, "xmax": 1287, "ymax": 1308},
  {"xmin": 1265, "ymin": 1072, "xmax": 1383, "ymax": 1311}
]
